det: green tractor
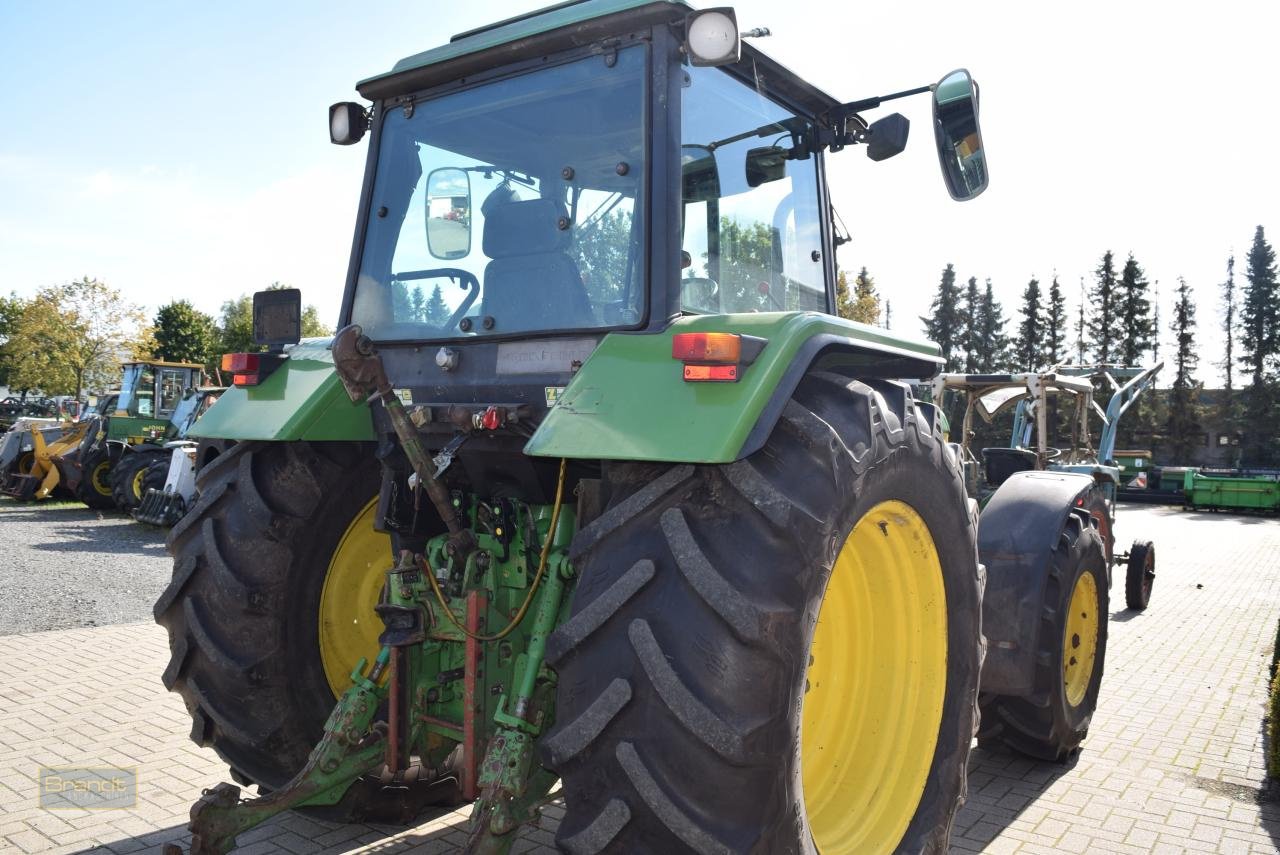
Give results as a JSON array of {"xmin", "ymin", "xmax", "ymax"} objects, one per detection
[
  {"xmin": 56, "ymin": 359, "xmax": 206, "ymax": 510},
  {"xmin": 156, "ymin": 3, "xmax": 995, "ymax": 852}
]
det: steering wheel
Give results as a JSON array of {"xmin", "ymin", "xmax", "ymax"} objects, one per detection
[
  {"xmin": 1044, "ymin": 446, "xmax": 1063, "ymax": 461},
  {"xmin": 391, "ymin": 268, "xmax": 481, "ymax": 331},
  {"xmin": 680, "ymin": 276, "xmax": 720, "ymax": 314}
]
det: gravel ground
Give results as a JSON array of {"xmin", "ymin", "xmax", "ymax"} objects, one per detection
[{"xmin": 0, "ymin": 497, "xmax": 172, "ymax": 635}]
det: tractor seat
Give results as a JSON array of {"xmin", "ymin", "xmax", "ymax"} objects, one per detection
[
  {"xmin": 982, "ymin": 447, "xmax": 1039, "ymax": 486},
  {"xmin": 481, "ymin": 198, "xmax": 594, "ymax": 332}
]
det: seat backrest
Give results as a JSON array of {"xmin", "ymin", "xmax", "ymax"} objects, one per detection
[
  {"xmin": 982, "ymin": 446, "xmax": 1039, "ymax": 486},
  {"xmin": 481, "ymin": 198, "xmax": 593, "ymax": 332}
]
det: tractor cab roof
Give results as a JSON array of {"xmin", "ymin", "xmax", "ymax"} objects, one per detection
[{"xmin": 356, "ymin": 0, "xmax": 843, "ymax": 120}]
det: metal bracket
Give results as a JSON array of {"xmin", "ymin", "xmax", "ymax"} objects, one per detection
[{"xmin": 433, "ymin": 432, "xmax": 470, "ymax": 479}]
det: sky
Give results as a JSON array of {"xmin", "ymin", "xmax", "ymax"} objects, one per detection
[{"xmin": 3, "ymin": 1, "xmax": 1277, "ymax": 384}]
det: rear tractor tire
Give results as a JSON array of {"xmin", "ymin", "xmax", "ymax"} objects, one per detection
[
  {"xmin": 1125, "ymin": 540, "xmax": 1155, "ymax": 611},
  {"xmin": 154, "ymin": 440, "xmax": 451, "ymax": 819},
  {"xmin": 979, "ymin": 512, "xmax": 1108, "ymax": 762},
  {"xmin": 543, "ymin": 373, "xmax": 985, "ymax": 855}
]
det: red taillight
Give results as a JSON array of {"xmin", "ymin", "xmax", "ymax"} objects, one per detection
[
  {"xmin": 221, "ymin": 353, "xmax": 260, "ymax": 373},
  {"xmin": 672, "ymin": 332, "xmax": 741, "ymax": 364},
  {"xmin": 683, "ymin": 364, "xmax": 737, "ymax": 382},
  {"xmin": 232, "ymin": 373, "xmax": 260, "ymax": 387}
]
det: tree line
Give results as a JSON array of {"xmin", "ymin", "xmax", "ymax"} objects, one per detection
[
  {"xmin": 917, "ymin": 225, "xmax": 1280, "ymax": 466},
  {"xmin": 0, "ymin": 278, "xmax": 329, "ymax": 400}
]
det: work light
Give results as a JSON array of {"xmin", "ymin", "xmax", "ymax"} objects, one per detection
[{"xmin": 685, "ymin": 8, "xmax": 740, "ymax": 67}]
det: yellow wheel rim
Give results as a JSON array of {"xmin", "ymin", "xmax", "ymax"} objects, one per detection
[
  {"xmin": 317, "ymin": 497, "xmax": 393, "ymax": 697},
  {"xmin": 1062, "ymin": 571, "xmax": 1099, "ymax": 707},
  {"xmin": 132, "ymin": 467, "xmax": 147, "ymax": 501},
  {"xmin": 91, "ymin": 461, "xmax": 113, "ymax": 496},
  {"xmin": 801, "ymin": 500, "xmax": 948, "ymax": 854},
  {"xmin": 16, "ymin": 452, "xmax": 35, "ymax": 475}
]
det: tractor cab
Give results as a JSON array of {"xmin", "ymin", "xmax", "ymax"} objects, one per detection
[
  {"xmin": 316, "ymin": 1, "xmax": 985, "ymax": 442},
  {"xmin": 114, "ymin": 360, "xmax": 204, "ymax": 425}
]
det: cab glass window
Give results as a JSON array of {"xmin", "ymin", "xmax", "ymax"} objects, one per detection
[
  {"xmin": 353, "ymin": 46, "xmax": 648, "ymax": 340},
  {"xmin": 679, "ymin": 63, "xmax": 825, "ymax": 314}
]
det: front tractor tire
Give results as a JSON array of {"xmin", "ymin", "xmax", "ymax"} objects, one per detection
[
  {"xmin": 979, "ymin": 512, "xmax": 1109, "ymax": 762},
  {"xmin": 543, "ymin": 373, "xmax": 984, "ymax": 855},
  {"xmin": 154, "ymin": 441, "xmax": 388, "ymax": 794},
  {"xmin": 76, "ymin": 446, "xmax": 117, "ymax": 510},
  {"xmin": 111, "ymin": 448, "xmax": 165, "ymax": 511}
]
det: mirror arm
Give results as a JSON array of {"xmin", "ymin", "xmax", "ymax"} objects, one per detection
[
  {"xmin": 835, "ymin": 83, "xmax": 933, "ymax": 116},
  {"xmin": 825, "ymin": 82, "xmax": 933, "ymax": 150}
]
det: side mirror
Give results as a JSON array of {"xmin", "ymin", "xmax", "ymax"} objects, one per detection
[
  {"xmin": 425, "ymin": 168, "xmax": 472, "ymax": 260},
  {"xmin": 681, "ymin": 145, "xmax": 720, "ymax": 202},
  {"xmin": 866, "ymin": 113, "xmax": 909, "ymax": 162},
  {"xmin": 252, "ymin": 288, "xmax": 302, "ymax": 348},
  {"xmin": 932, "ymin": 69, "xmax": 988, "ymax": 200},
  {"xmin": 745, "ymin": 145, "xmax": 788, "ymax": 187},
  {"xmin": 329, "ymin": 102, "xmax": 368, "ymax": 146}
]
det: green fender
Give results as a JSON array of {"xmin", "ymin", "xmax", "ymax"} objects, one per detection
[
  {"xmin": 188, "ymin": 339, "xmax": 374, "ymax": 442},
  {"xmin": 524, "ymin": 312, "xmax": 942, "ymax": 464}
]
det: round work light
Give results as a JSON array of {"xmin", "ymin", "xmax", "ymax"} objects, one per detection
[{"xmin": 686, "ymin": 8, "xmax": 741, "ymax": 67}]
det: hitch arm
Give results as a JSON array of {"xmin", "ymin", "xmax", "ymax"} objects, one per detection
[{"xmin": 169, "ymin": 670, "xmax": 389, "ymax": 855}]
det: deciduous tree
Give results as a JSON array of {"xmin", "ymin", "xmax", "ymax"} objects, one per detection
[
  {"xmin": 0, "ymin": 292, "xmax": 28, "ymax": 390},
  {"xmin": 5, "ymin": 277, "xmax": 147, "ymax": 399},
  {"xmin": 154, "ymin": 300, "xmax": 216, "ymax": 365}
]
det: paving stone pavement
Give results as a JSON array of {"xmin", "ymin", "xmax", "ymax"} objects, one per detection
[{"xmin": 0, "ymin": 505, "xmax": 1277, "ymax": 853}]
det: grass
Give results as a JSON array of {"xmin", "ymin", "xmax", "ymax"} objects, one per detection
[{"xmin": 0, "ymin": 496, "xmax": 90, "ymax": 511}]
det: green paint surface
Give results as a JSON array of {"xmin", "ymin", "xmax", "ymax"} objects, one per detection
[
  {"xmin": 189, "ymin": 340, "xmax": 374, "ymax": 442},
  {"xmin": 359, "ymin": 0, "xmax": 690, "ymax": 93},
  {"xmin": 525, "ymin": 311, "xmax": 940, "ymax": 463}
]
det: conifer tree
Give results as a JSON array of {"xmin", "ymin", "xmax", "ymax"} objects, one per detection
[
  {"xmin": 424, "ymin": 284, "xmax": 450, "ymax": 326},
  {"xmin": 851, "ymin": 266, "xmax": 881, "ymax": 325},
  {"xmin": 1219, "ymin": 255, "xmax": 1237, "ymax": 432},
  {"xmin": 960, "ymin": 275, "xmax": 981, "ymax": 372},
  {"xmin": 1240, "ymin": 226, "xmax": 1278, "ymax": 386},
  {"xmin": 1075, "ymin": 277, "xmax": 1087, "ymax": 364},
  {"xmin": 410, "ymin": 286, "xmax": 427, "ymax": 322},
  {"xmin": 1239, "ymin": 226, "xmax": 1279, "ymax": 464},
  {"xmin": 1165, "ymin": 277, "xmax": 1202, "ymax": 462},
  {"xmin": 1044, "ymin": 276, "xmax": 1067, "ymax": 368},
  {"xmin": 921, "ymin": 264, "xmax": 962, "ymax": 366},
  {"xmin": 1117, "ymin": 253, "xmax": 1154, "ymax": 366},
  {"xmin": 1151, "ymin": 281, "xmax": 1161, "ymax": 364},
  {"xmin": 1014, "ymin": 277, "xmax": 1044, "ymax": 370},
  {"xmin": 1088, "ymin": 251, "xmax": 1120, "ymax": 364},
  {"xmin": 974, "ymin": 278, "xmax": 1011, "ymax": 371}
]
